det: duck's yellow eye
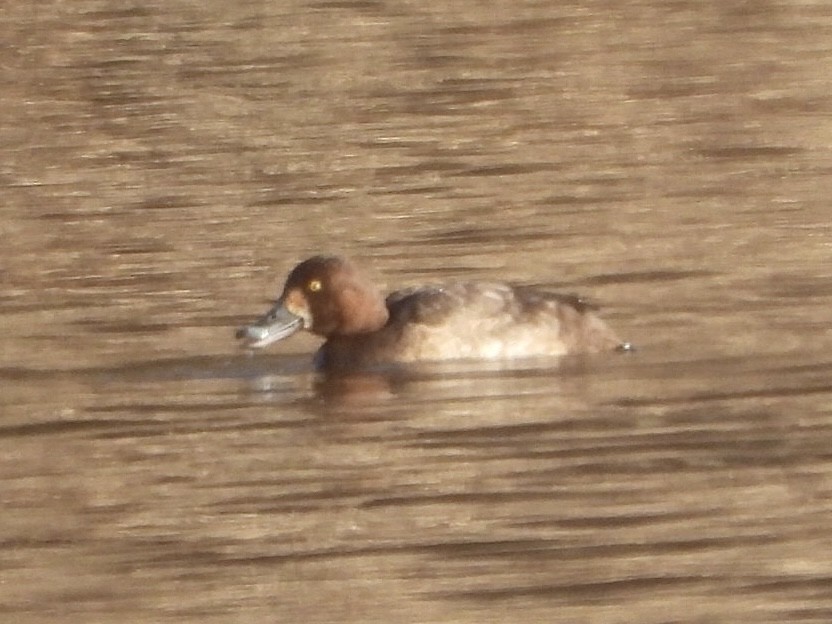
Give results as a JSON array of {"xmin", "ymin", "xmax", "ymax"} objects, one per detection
[{"xmin": 307, "ymin": 279, "xmax": 322, "ymax": 292}]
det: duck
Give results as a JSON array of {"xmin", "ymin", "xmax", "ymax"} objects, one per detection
[{"xmin": 235, "ymin": 255, "xmax": 630, "ymax": 369}]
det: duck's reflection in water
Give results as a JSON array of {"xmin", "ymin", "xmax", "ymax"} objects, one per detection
[{"xmin": 235, "ymin": 353, "xmax": 627, "ymax": 422}]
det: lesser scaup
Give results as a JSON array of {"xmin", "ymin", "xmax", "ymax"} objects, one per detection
[{"xmin": 236, "ymin": 255, "xmax": 630, "ymax": 369}]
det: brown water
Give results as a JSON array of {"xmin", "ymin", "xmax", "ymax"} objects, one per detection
[{"xmin": 3, "ymin": 1, "xmax": 832, "ymax": 622}]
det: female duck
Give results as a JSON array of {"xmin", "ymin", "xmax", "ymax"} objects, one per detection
[{"xmin": 236, "ymin": 255, "xmax": 629, "ymax": 369}]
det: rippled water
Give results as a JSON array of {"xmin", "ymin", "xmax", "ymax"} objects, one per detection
[{"xmin": 2, "ymin": 1, "xmax": 832, "ymax": 622}]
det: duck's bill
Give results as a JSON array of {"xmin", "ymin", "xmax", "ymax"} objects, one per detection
[{"xmin": 235, "ymin": 304, "xmax": 303, "ymax": 349}]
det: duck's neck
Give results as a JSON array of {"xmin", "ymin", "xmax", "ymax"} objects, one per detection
[{"xmin": 336, "ymin": 287, "xmax": 389, "ymax": 335}]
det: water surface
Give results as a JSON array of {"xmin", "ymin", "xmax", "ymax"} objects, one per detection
[{"xmin": 2, "ymin": 1, "xmax": 832, "ymax": 622}]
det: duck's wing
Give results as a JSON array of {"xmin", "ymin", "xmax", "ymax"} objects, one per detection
[
  {"xmin": 383, "ymin": 282, "xmax": 626, "ymax": 355},
  {"xmin": 385, "ymin": 285, "xmax": 460, "ymax": 325},
  {"xmin": 511, "ymin": 286, "xmax": 600, "ymax": 314},
  {"xmin": 385, "ymin": 282, "xmax": 599, "ymax": 326}
]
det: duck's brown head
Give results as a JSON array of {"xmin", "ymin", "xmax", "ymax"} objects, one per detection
[{"xmin": 236, "ymin": 255, "xmax": 389, "ymax": 349}]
